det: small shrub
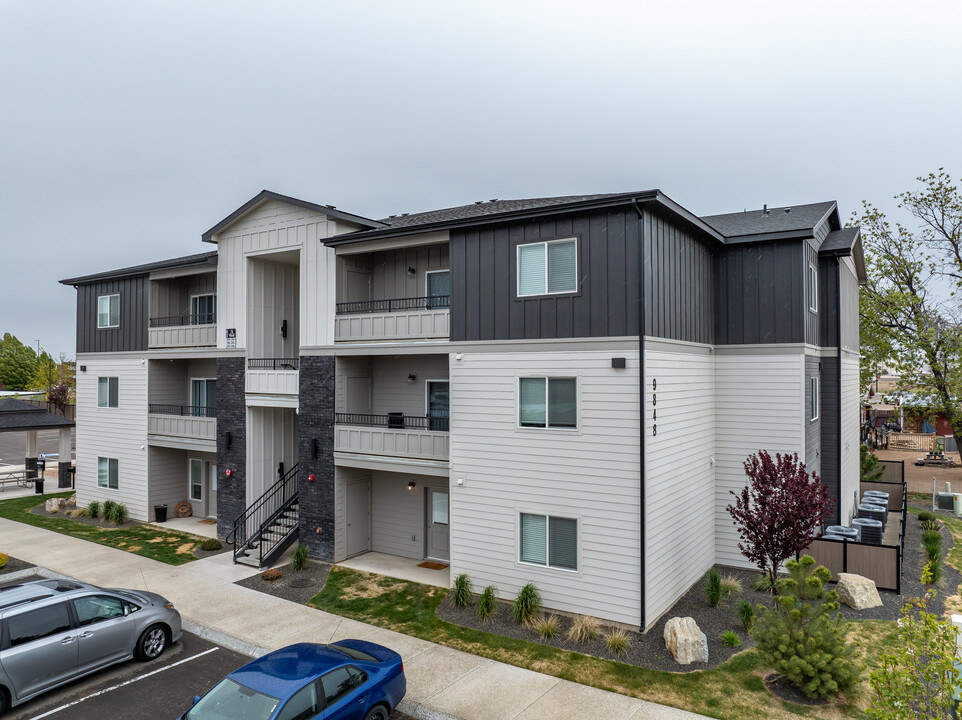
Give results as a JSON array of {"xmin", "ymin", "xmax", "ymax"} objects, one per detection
[
  {"xmin": 751, "ymin": 573, "xmax": 772, "ymax": 592},
  {"xmin": 112, "ymin": 503, "xmax": 128, "ymax": 524},
  {"xmin": 921, "ymin": 529, "xmax": 942, "ymax": 545},
  {"xmin": 721, "ymin": 573, "xmax": 743, "ymax": 597},
  {"xmin": 532, "ymin": 615, "xmax": 559, "ymax": 639},
  {"xmin": 199, "ymin": 538, "xmax": 222, "ymax": 552},
  {"xmin": 289, "ymin": 544, "xmax": 308, "ymax": 572},
  {"xmin": 452, "ymin": 573, "xmax": 472, "ymax": 608},
  {"xmin": 738, "ymin": 599, "xmax": 756, "ymax": 632},
  {"xmin": 511, "ymin": 583, "xmax": 543, "ymax": 624},
  {"xmin": 924, "ymin": 537, "xmax": 943, "ymax": 561},
  {"xmin": 87, "ymin": 501, "xmax": 101, "ymax": 519},
  {"xmin": 705, "ymin": 567, "xmax": 723, "ymax": 607},
  {"xmin": 926, "ymin": 559, "xmax": 943, "ymax": 586},
  {"xmin": 261, "ymin": 568, "xmax": 282, "ymax": 582},
  {"xmin": 101, "ymin": 500, "xmax": 117, "ymax": 521},
  {"xmin": 567, "ymin": 615, "xmax": 601, "ymax": 643},
  {"xmin": 102, "ymin": 501, "xmax": 127, "ymax": 524},
  {"xmin": 604, "ymin": 628, "xmax": 630, "ymax": 655},
  {"xmin": 918, "ymin": 510, "xmax": 936, "ymax": 522},
  {"xmin": 921, "ymin": 518, "xmax": 943, "ymax": 531},
  {"xmin": 0, "ymin": 552, "xmax": 7, "ymax": 568},
  {"xmin": 476, "ymin": 585, "xmax": 496, "ymax": 622},
  {"xmin": 722, "ymin": 630, "xmax": 741, "ymax": 647}
]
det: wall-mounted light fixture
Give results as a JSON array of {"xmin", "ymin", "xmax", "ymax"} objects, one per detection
[
  {"xmin": 312, "ymin": 438, "xmax": 318, "ymax": 459},
  {"xmin": 280, "ymin": 319, "xmax": 288, "ymax": 338},
  {"xmin": 226, "ymin": 431, "xmax": 232, "ymax": 450},
  {"xmin": 407, "ymin": 374, "xmax": 416, "ymax": 382},
  {"xmin": 407, "ymin": 481, "xmax": 416, "ymax": 491},
  {"xmin": 79, "ymin": 365, "xmax": 87, "ymax": 372},
  {"xmin": 407, "ymin": 267, "xmax": 416, "ymax": 276}
]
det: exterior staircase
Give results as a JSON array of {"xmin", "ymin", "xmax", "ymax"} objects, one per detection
[{"xmin": 227, "ymin": 463, "xmax": 300, "ymax": 569}]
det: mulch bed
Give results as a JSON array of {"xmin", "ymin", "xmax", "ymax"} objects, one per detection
[
  {"xmin": 0, "ymin": 555, "xmax": 35, "ymax": 577},
  {"xmin": 29, "ymin": 505, "xmax": 141, "ymax": 529},
  {"xmin": 235, "ymin": 561, "xmax": 332, "ymax": 605}
]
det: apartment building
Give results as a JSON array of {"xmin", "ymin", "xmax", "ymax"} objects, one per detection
[{"xmin": 62, "ymin": 189, "xmax": 864, "ymax": 629}]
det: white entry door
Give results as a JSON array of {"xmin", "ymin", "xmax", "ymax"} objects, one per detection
[
  {"xmin": 346, "ymin": 481, "xmax": 370, "ymax": 557},
  {"xmin": 425, "ymin": 488, "xmax": 449, "ymax": 562}
]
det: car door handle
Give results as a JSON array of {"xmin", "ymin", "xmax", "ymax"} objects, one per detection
[
  {"xmin": 80, "ymin": 631, "xmax": 94, "ymax": 638},
  {"xmin": 61, "ymin": 636, "xmax": 75, "ymax": 644}
]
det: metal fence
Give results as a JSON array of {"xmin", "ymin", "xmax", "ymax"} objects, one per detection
[
  {"xmin": 336, "ymin": 295, "xmax": 450, "ymax": 315},
  {"xmin": 149, "ymin": 313, "xmax": 216, "ymax": 327},
  {"xmin": 334, "ymin": 412, "xmax": 450, "ymax": 432},
  {"xmin": 18, "ymin": 399, "xmax": 76, "ymax": 421},
  {"xmin": 148, "ymin": 404, "xmax": 217, "ymax": 418},
  {"xmin": 247, "ymin": 358, "xmax": 299, "ymax": 370},
  {"xmin": 877, "ymin": 459, "xmax": 905, "ymax": 485}
]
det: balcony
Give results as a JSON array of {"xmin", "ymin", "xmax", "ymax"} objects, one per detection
[
  {"xmin": 335, "ymin": 296, "xmax": 449, "ymax": 342},
  {"xmin": 247, "ymin": 357, "xmax": 299, "ymax": 396},
  {"xmin": 148, "ymin": 314, "xmax": 217, "ymax": 349},
  {"xmin": 334, "ymin": 412, "xmax": 449, "ymax": 461},
  {"xmin": 147, "ymin": 404, "xmax": 216, "ymax": 444}
]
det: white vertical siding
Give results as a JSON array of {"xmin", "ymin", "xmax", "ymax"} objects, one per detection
[
  {"xmin": 246, "ymin": 406, "xmax": 298, "ymax": 501},
  {"xmin": 714, "ymin": 351, "xmax": 804, "ymax": 567},
  {"xmin": 449, "ymin": 349, "xmax": 642, "ymax": 626},
  {"xmin": 840, "ymin": 354, "xmax": 860, "ymax": 522},
  {"xmin": 644, "ymin": 340, "xmax": 714, "ymax": 625},
  {"xmin": 75, "ymin": 354, "xmax": 149, "ymax": 520}
]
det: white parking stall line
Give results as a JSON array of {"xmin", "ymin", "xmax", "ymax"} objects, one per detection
[{"xmin": 31, "ymin": 647, "xmax": 219, "ymax": 719}]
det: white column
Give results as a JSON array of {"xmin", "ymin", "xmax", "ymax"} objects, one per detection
[
  {"xmin": 25, "ymin": 430, "xmax": 37, "ymax": 459},
  {"xmin": 59, "ymin": 427, "xmax": 72, "ymax": 462}
]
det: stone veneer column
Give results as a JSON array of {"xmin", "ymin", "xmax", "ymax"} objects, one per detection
[
  {"xmin": 216, "ymin": 357, "xmax": 247, "ymax": 540},
  {"xmin": 297, "ymin": 355, "xmax": 335, "ymax": 562}
]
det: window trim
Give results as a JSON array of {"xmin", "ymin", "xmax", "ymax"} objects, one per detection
[
  {"xmin": 518, "ymin": 511, "xmax": 580, "ymax": 573},
  {"xmin": 97, "ymin": 376, "xmax": 119, "ymax": 408},
  {"xmin": 97, "ymin": 456, "xmax": 119, "ymax": 490},
  {"xmin": 810, "ymin": 376, "xmax": 819, "ymax": 421},
  {"xmin": 516, "ymin": 237, "xmax": 578, "ymax": 298},
  {"xmin": 517, "ymin": 376, "xmax": 579, "ymax": 431},
  {"xmin": 97, "ymin": 294, "xmax": 120, "ymax": 329},
  {"xmin": 189, "ymin": 293, "xmax": 217, "ymax": 325},
  {"xmin": 424, "ymin": 269, "xmax": 451, "ymax": 309},
  {"xmin": 189, "ymin": 458, "xmax": 204, "ymax": 503},
  {"xmin": 808, "ymin": 263, "xmax": 818, "ymax": 313}
]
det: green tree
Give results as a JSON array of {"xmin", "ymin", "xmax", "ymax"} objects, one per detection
[
  {"xmin": 861, "ymin": 445, "xmax": 886, "ymax": 482},
  {"xmin": 751, "ymin": 555, "xmax": 860, "ymax": 699},
  {"xmin": 26, "ymin": 350, "xmax": 55, "ymax": 393},
  {"xmin": 0, "ymin": 333, "xmax": 38, "ymax": 390},
  {"xmin": 856, "ymin": 169, "xmax": 962, "ymax": 452}
]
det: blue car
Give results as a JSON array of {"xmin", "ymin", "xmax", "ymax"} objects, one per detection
[{"xmin": 180, "ymin": 640, "xmax": 406, "ymax": 720}]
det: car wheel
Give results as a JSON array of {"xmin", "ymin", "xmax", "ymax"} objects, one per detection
[
  {"xmin": 0, "ymin": 686, "xmax": 9, "ymax": 714},
  {"xmin": 363, "ymin": 704, "xmax": 390, "ymax": 720},
  {"xmin": 136, "ymin": 624, "xmax": 168, "ymax": 661}
]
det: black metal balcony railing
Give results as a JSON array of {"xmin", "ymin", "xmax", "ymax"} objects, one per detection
[
  {"xmin": 248, "ymin": 358, "xmax": 299, "ymax": 370},
  {"xmin": 336, "ymin": 295, "xmax": 450, "ymax": 315},
  {"xmin": 149, "ymin": 404, "xmax": 217, "ymax": 418},
  {"xmin": 149, "ymin": 313, "xmax": 217, "ymax": 327},
  {"xmin": 335, "ymin": 412, "xmax": 450, "ymax": 432}
]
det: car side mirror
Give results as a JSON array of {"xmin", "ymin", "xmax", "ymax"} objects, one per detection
[
  {"xmin": 123, "ymin": 604, "xmax": 130, "ymax": 616},
  {"xmin": 193, "ymin": 695, "xmax": 201, "ymax": 706}
]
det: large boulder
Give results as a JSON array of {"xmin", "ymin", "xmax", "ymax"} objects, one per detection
[
  {"xmin": 45, "ymin": 497, "xmax": 66, "ymax": 513},
  {"xmin": 835, "ymin": 573, "xmax": 883, "ymax": 610},
  {"xmin": 664, "ymin": 616, "xmax": 708, "ymax": 665}
]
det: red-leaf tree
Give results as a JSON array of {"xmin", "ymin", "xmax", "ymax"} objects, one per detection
[{"xmin": 727, "ymin": 450, "xmax": 835, "ymax": 590}]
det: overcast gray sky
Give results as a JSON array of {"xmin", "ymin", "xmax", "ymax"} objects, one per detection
[{"xmin": 2, "ymin": 0, "xmax": 960, "ymax": 358}]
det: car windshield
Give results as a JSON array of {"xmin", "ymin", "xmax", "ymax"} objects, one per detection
[{"xmin": 186, "ymin": 677, "xmax": 279, "ymax": 720}]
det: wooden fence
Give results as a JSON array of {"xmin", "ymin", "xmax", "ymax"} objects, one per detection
[{"xmin": 887, "ymin": 432, "xmax": 936, "ymax": 451}]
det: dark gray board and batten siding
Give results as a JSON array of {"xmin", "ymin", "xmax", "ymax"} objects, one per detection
[
  {"xmin": 820, "ymin": 355, "xmax": 841, "ymax": 524},
  {"xmin": 75, "ymin": 277, "xmax": 148, "ymax": 354}
]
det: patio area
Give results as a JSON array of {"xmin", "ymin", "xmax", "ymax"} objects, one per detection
[
  {"xmin": 337, "ymin": 550, "xmax": 450, "ymax": 588},
  {"xmin": 147, "ymin": 515, "xmax": 219, "ymax": 539}
]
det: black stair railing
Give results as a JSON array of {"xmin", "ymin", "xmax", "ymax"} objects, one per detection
[{"xmin": 227, "ymin": 463, "xmax": 299, "ymax": 566}]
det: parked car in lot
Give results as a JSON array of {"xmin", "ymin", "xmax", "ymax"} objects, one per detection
[
  {"xmin": 0, "ymin": 578, "xmax": 181, "ymax": 712},
  {"xmin": 179, "ymin": 640, "xmax": 406, "ymax": 720}
]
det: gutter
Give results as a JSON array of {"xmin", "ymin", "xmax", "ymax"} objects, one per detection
[
  {"xmin": 631, "ymin": 197, "xmax": 647, "ymax": 631},
  {"xmin": 836, "ymin": 261, "xmax": 843, "ymax": 524}
]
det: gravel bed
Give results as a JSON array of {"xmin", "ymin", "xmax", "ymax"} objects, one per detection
[
  {"xmin": 235, "ymin": 561, "xmax": 332, "ymax": 605},
  {"xmin": 29, "ymin": 505, "xmax": 142, "ymax": 529},
  {"xmin": 0, "ymin": 555, "xmax": 35, "ymax": 577}
]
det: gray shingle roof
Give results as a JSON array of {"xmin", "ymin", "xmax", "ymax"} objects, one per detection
[
  {"xmin": 820, "ymin": 227, "xmax": 860, "ymax": 254},
  {"xmin": 0, "ymin": 398, "xmax": 75, "ymax": 431},
  {"xmin": 701, "ymin": 201, "xmax": 837, "ymax": 239},
  {"xmin": 61, "ymin": 251, "xmax": 218, "ymax": 286}
]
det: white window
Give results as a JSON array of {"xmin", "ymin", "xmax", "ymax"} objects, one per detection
[
  {"xmin": 519, "ymin": 377, "xmax": 577, "ymax": 429},
  {"xmin": 810, "ymin": 376, "xmax": 819, "ymax": 421},
  {"xmin": 808, "ymin": 264, "xmax": 818, "ymax": 313},
  {"xmin": 97, "ymin": 457, "xmax": 118, "ymax": 489},
  {"xmin": 190, "ymin": 458, "xmax": 204, "ymax": 501},
  {"xmin": 97, "ymin": 294, "xmax": 120, "ymax": 328},
  {"xmin": 190, "ymin": 294, "xmax": 216, "ymax": 325},
  {"xmin": 97, "ymin": 377, "xmax": 118, "ymax": 408},
  {"xmin": 517, "ymin": 238, "xmax": 577, "ymax": 297},
  {"xmin": 520, "ymin": 513, "xmax": 578, "ymax": 571}
]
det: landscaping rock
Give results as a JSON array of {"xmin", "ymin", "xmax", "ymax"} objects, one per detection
[
  {"xmin": 835, "ymin": 573, "xmax": 882, "ymax": 610},
  {"xmin": 44, "ymin": 498, "xmax": 66, "ymax": 513},
  {"xmin": 664, "ymin": 616, "xmax": 708, "ymax": 664},
  {"xmin": 67, "ymin": 494, "xmax": 77, "ymax": 507}
]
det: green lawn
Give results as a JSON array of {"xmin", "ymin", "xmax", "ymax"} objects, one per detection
[{"xmin": 0, "ymin": 492, "xmax": 202, "ymax": 565}]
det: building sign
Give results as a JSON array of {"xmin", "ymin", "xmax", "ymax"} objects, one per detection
[{"xmin": 226, "ymin": 328, "xmax": 236, "ymax": 349}]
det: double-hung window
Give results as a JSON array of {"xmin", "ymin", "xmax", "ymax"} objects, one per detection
[
  {"xmin": 810, "ymin": 376, "xmax": 819, "ymax": 421},
  {"xmin": 518, "ymin": 238, "xmax": 577, "ymax": 296},
  {"xmin": 97, "ymin": 457, "xmax": 118, "ymax": 489},
  {"xmin": 808, "ymin": 264, "xmax": 818, "ymax": 313},
  {"xmin": 519, "ymin": 377, "xmax": 577, "ymax": 429},
  {"xmin": 520, "ymin": 513, "xmax": 578, "ymax": 571},
  {"xmin": 97, "ymin": 377, "xmax": 118, "ymax": 408},
  {"xmin": 97, "ymin": 294, "xmax": 120, "ymax": 328}
]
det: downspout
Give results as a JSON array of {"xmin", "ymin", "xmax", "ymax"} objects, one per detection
[
  {"xmin": 631, "ymin": 198, "xmax": 646, "ymax": 631},
  {"xmin": 836, "ymin": 260, "xmax": 843, "ymax": 523}
]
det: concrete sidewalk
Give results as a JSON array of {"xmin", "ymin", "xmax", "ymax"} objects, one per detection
[{"xmin": 0, "ymin": 518, "xmax": 709, "ymax": 720}]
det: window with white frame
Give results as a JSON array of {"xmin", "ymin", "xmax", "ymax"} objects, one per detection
[
  {"xmin": 808, "ymin": 264, "xmax": 818, "ymax": 313},
  {"xmin": 519, "ymin": 377, "xmax": 577, "ymax": 428},
  {"xmin": 810, "ymin": 376, "xmax": 819, "ymax": 421},
  {"xmin": 97, "ymin": 457, "xmax": 118, "ymax": 489},
  {"xmin": 517, "ymin": 238, "xmax": 577, "ymax": 297},
  {"xmin": 97, "ymin": 294, "xmax": 120, "ymax": 328},
  {"xmin": 190, "ymin": 294, "xmax": 216, "ymax": 325},
  {"xmin": 97, "ymin": 377, "xmax": 118, "ymax": 408},
  {"xmin": 520, "ymin": 513, "xmax": 578, "ymax": 570}
]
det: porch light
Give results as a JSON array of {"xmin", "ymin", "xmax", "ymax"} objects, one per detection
[
  {"xmin": 408, "ymin": 481, "xmax": 416, "ymax": 491},
  {"xmin": 407, "ymin": 374, "xmax": 416, "ymax": 382},
  {"xmin": 407, "ymin": 267, "xmax": 416, "ymax": 276}
]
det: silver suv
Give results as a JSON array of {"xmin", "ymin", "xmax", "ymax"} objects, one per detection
[{"xmin": 0, "ymin": 578, "xmax": 182, "ymax": 712}]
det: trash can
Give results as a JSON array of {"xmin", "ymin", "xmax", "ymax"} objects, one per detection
[
  {"xmin": 34, "ymin": 479, "xmax": 43, "ymax": 494},
  {"xmin": 154, "ymin": 504, "xmax": 168, "ymax": 523}
]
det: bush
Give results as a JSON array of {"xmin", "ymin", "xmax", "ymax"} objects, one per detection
[
  {"xmin": 476, "ymin": 586, "xmax": 496, "ymax": 622},
  {"xmin": 532, "ymin": 615, "xmax": 559, "ymax": 639},
  {"xmin": 921, "ymin": 529, "xmax": 942, "ymax": 545},
  {"xmin": 101, "ymin": 500, "xmax": 117, "ymax": 521},
  {"xmin": 721, "ymin": 574, "xmax": 743, "ymax": 597},
  {"xmin": 924, "ymin": 537, "xmax": 943, "ymax": 561},
  {"xmin": 289, "ymin": 544, "xmax": 308, "ymax": 572},
  {"xmin": 103, "ymin": 501, "xmax": 128, "ymax": 524},
  {"xmin": 261, "ymin": 568, "xmax": 282, "ymax": 582},
  {"xmin": 0, "ymin": 552, "xmax": 7, "ymax": 568},
  {"xmin": 926, "ymin": 559, "xmax": 943, "ymax": 586},
  {"xmin": 751, "ymin": 573, "xmax": 772, "ymax": 592},
  {"xmin": 722, "ymin": 630, "xmax": 741, "ymax": 648},
  {"xmin": 199, "ymin": 538, "xmax": 222, "ymax": 552},
  {"xmin": 112, "ymin": 503, "xmax": 128, "ymax": 524},
  {"xmin": 705, "ymin": 568, "xmax": 723, "ymax": 607},
  {"xmin": 87, "ymin": 501, "xmax": 101, "ymax": 519},
  {"xmin": 921, "ymin": 518, "xmax": 943, "ymax": 531},
  {"xmin": 452, "ymin": 573, "xmax": 472, "ymax": 608},
  {"xmin": 738, "ymin": 599, "xmax": 756, "ymax": 632},
  {"xmin": 567, "ymin": 615, "xmax": 601, "ymax": 643},
  {"xmin": 604, "ymin": 628, "xmax": 630, "ymax": 655},
  {"xmin": 751, "ymin": 555, "xmax": 860, "ymax": 699},
  {"xmin": 918, "ymin": 510, "xmax": 936, "ymax": 522},
  {"xmin": 511, "ymin": 583, "xmax": 543, "ymax": 625}
]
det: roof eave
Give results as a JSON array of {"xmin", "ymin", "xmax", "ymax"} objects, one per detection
[
  {"xmin": 722, "ymin": 229, "xmax": 816, "ymax": 245},
  {"xmin": 60, "ymin": 252, "xmax": 218, "ymax": 286}
]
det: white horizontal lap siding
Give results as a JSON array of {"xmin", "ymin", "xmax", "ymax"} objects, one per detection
[
  {"xmin": 449, "ymin": 350, "xmax": 641, "ymax": 626},
  {"xmin": 644, "ymin": 342, "xmax": 714, "ymax": 626},
  {"xmin": 75, "ymin": 355, "xmax": 149, "ymax": 520},
  {"xmin": 333, "ymin": 466, "xmax": 369, "ymax": 562},
  {"xmin": 370, "ymin": 471, "xmax": 447, "ymax": 560},
  {"xmin": 840, "ymin": 355, "xmax": 861, "ymax": 522},
  {"xmin": 714, "ymin": 352, "xmax": 804, "ymax": 568}
]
